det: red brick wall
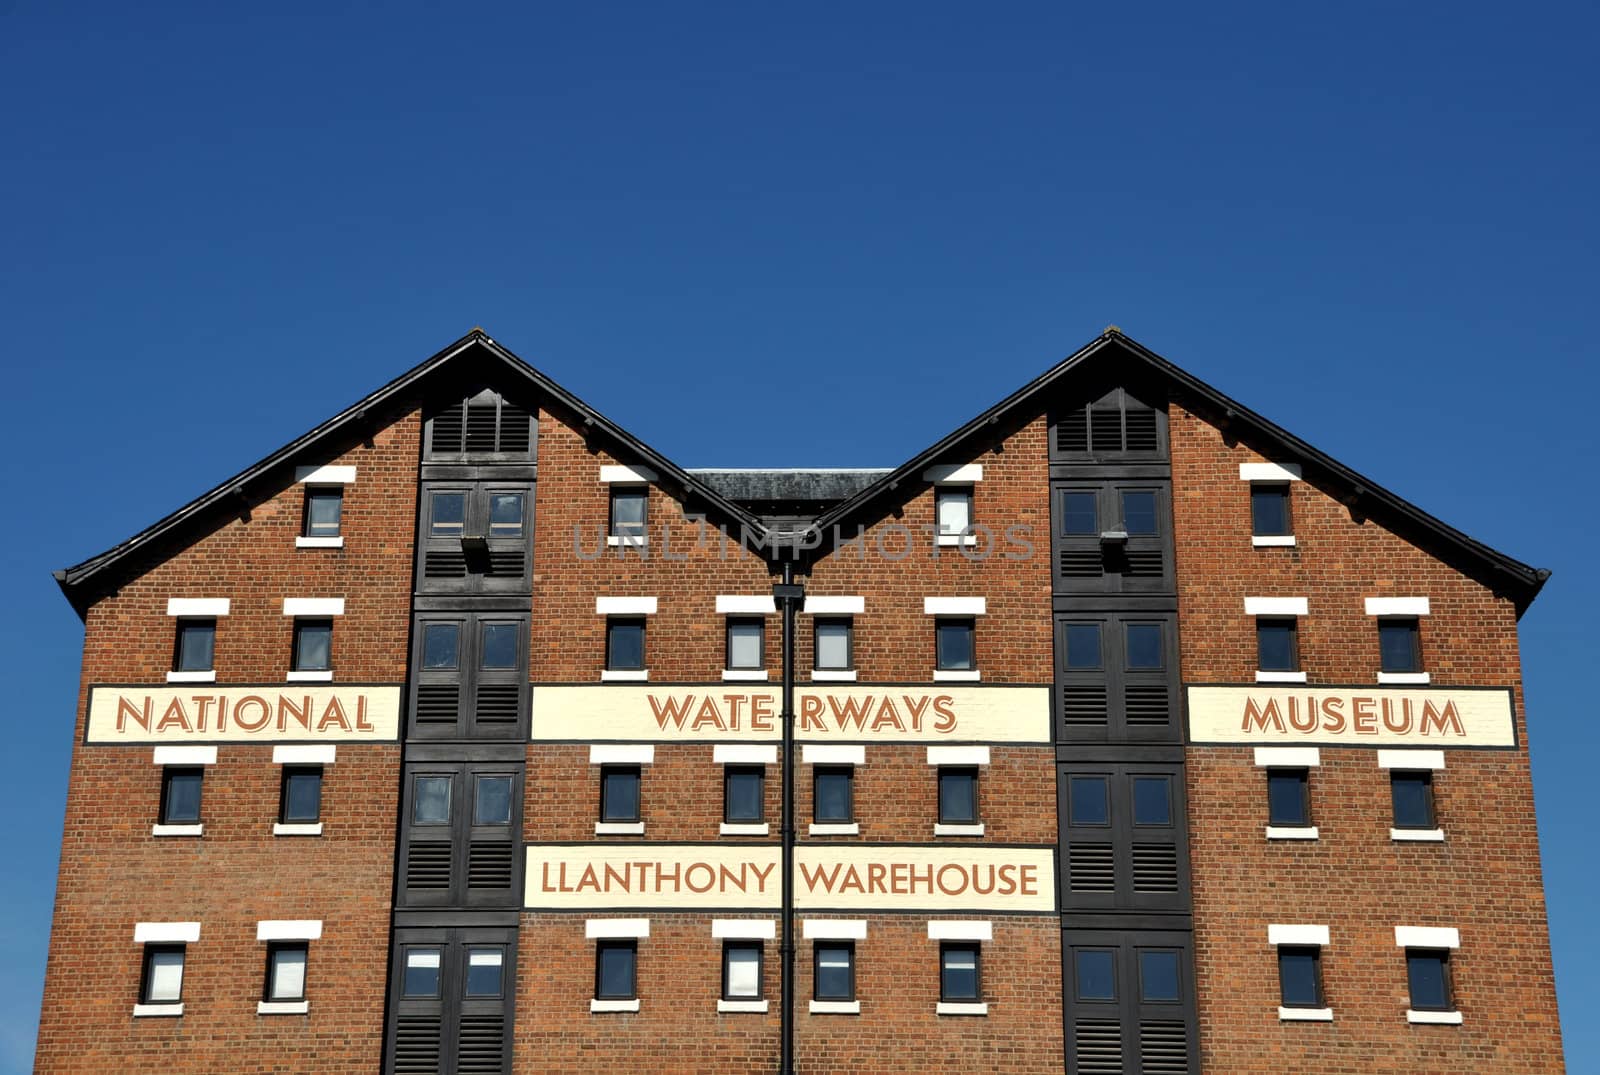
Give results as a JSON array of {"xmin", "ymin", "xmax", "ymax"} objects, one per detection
[
  {"xmin": 1169, "ymin": 401, "xmax": 1564, "ymax": 1072},
  {"xmin": 515, "ymin": 914, "xmax": 1064, "ymax": 1074},
  {"xmin": 519, "ymin": 413, "xmax": 1063, "ymax": 1071},
  {"xmin": 36, "ymin": 410, "xmax": 421, "ymax": 1073}
]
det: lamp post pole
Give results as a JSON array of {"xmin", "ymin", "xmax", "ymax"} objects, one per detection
[{"xmin": 772, "ymin": 558, "xmax": 805, "ymax": 1075}]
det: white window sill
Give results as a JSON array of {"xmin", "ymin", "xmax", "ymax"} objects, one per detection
[
  {"xmin": 295, "ymin": 536, "xmax": 344, "ymax": 549},
  {"xmin": 722, "ymin": 669, "xmax": 769, "ymax": 682},
  {"xmin": 166, "ymin": 670, "xmax": 216, "ymax": 684},
  {"xmin": 721, "ymin": 823, "xmax": 770, "ymax": 837},
  {"xmin": 936, "ymin": 534, "xmax": 978, "ymax": 547},
  {"xmin": 601, "ymin": 669, "xmax": 650, "ymax": 682},
  {"xmin": 596, "ymin": 822, "xmax": 645, "ymax": 836},
  {"xmin": 257, "ymin": 1000, "xmax": 309, "ymax": 1015},
  {"xmin": 933, "ymin": 670, "xmax": 981, "ymax": 682},
  {"xmin": 936, "ymin": 1002, "xmax": 988, "ymax": 1016},
  {"xmin": 133, "ymin": 1003, "xmax": 184, "ymax": 1017},
  {"xmin": 810, "ymin": 669, "xmax": 858, "ymax": 682},
  {"xmin": 607, "ymin": 535, "xmax": 648, "ymax": 547},
  {"xmin": 1279, "ymin": 1006, "xmax": 1333, "ymax": 1022},
  {"xmin": 1379, "ymin": 672, "xmax": 1431, "ymax": 685},
  {"xmin": 591, "ymin": 998, "xmax": 641, "ymax": 1013},
  {"xmin": 809, "ymin": 1000, "xmax": 860, "ymax": 1015},
  {"xmin": 1266, "ymin": 826, "xmax": 1319, "ymax": 840},
  {"xmin": 718, "ymin": 999, "xmax": 769, "ymax": 1013},
  {"xmin": 286, "ymin": 670, "xmax": 334, "ymax": 683},
  {"xmin": 1407, "ymin": 1009, "xmax": 1462, "ymax": 1025},
  {"xmin": 152, "ymin": 824, "xmax": 204, "ymax": 837},
  {"xmin": 1256, "ymin": 670, "xmax": 1308, "ymax": 684},
  {"xmin": 808, "ymin": 823, "xmax": 859, "ymax": 836},
  {"xmin": 1392, "ymin": 828, "xmax": 1445, "ymax": 842},
  {"xmin": 934, "ymin": 823, "xmax": 985, "ymax": 837},
  {"xmin": 274, "ymin": 822, "xmax": 324, "ymax": 837},
  {"xmin": 1252, "ymin": 535, "xmax": 1297, "ymax": 547}
]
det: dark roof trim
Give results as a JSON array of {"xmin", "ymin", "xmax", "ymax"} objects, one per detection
[
  {"xmin": 808, "ymin": 329, "xmax": 1550, "ymax": 615},
  {"xmin": 55, "ymin": 329, "xmax": 766, "ymax": 618}
]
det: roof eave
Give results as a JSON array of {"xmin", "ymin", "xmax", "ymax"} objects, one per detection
[{"xmin": 55, "ymin": 330, "xmax": 770, "ymax": 620}]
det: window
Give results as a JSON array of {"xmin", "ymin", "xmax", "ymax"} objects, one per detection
[
  {"xmin": 935, "ymin": 619, "xmax": 975, "ymax": 671},
  {"xmin": 465, "ymin": 947, "xmax": 505, "ymax": 997},
  {"xmin": 940, "ymin": 943, "xmax": 980, "ymax": 1002},
  {"xmin": 610, "ymin": 487, "xmax": 647, "ymax": 539},
  {"xmin": 292, "ymin": 619, "xmax": 332, "ymax": 673},
  {"xmin": 1125, "ymin": 623, "xmax": 1164, "ymax": 669},
  {"xmin": 814, "ymin": 767, "xmax": 853, "ymax": 824},
  {"xmin": 402, "ymin": 947, "xmax": 442, "ymax": 997},
  {"xmin": 1391, "ymin": 771, "xmax": 1435, "ymax": 830},
  {"xmin": 935, "ymin": 487, "xmax": 973, "ymax": 537},
  {"xmin": 1278, "ymin": 946, "xmax": 1323, "ymax": 1008},
  {"xmin": 280, "ymin": 767, "xmax": 322, "ymax": 824},
  {"xmin": 265, "ymin": 942, "xmax": 308, "ymax": 1002},
  {"xmin": 595, "ymin": 940, "xmax": 637, "ymax": 1000},
  {"xmin": 1132, "ymin": 776, "xmax": 1172, "ymax": 826},
  {"xmin": 1252, "ymin": 484, "xmax": 1291, "ymax": 537},
  {"xmin": 1061, "ymin": 491, "xmax": 1097, "ymax": 534},
  {"xmin": 1120, "ymin": 490, "xmax": 1157, "ymax": 534},
  {"xmin": 475, "ymin": 774, "xmax": 513, "ymax": 825},
  {"xmin": 938, "ymin": 767, "xmax": 978, "ymax": 825},
  {"xmin": 1406, "ymin": 950, "xmax": 1452, "ymax": 1011},
  {"xmin": 814, "ymin": 618, "xmax": 853, "ymax": 671},
  {"xmin": 1074, "ymin": 949, "xmax": 1116, "ymax": 1001},
  {"xmin": 140, "ymin": 945, "xmax": 185, "ymax": 1006},
  {"xmin": 303, "ymin": 487, "xmax": 342, "ymax": 538},
  {"xmin": 1068, "ymin": 775, "xmax": 1109, "ymax": 826},
  {"xmin": 726, "ymin": 618, "xmax": 764, "ymax": 670},
  {"xmin": 723, "ymin": 941, "xmax": 764, "ymax": 1000},
  {"xmin": 1379, "ymin": 618, "xmax": 1422, "ymax": 673},
  {"xmin": 1257, "ymin": 618, "xmax": 1299, "ymax": 672},
  {"xmin": 479, "ymin": 622, "xmax": 518, "ymax": 670},
  {"xmin": 173, "ymin": 619, "xmax": 215, "ymax": 673},
  {"xmin": 160, "ymin": 768, "xmax": 203, "ymax": 825},
  {"xmin": 422, "ymin": 623, "xmax": 460, "ymax": 669},
  {"xmin": 724, "ymin": 766, "xmax": 764, "ymax": 824},
  {"xmin": 814, "ymin": 943, "xmax": 854, "ymax": 1000},
  {"xmin": 1139, "ymin": 949, "xmax": 1182, "ymax": 1003},
  {"xmin": 429, "ymin": 491, "xmax": 467, "ymax": 538},
  {"xmin": 600, "ymin": 766, "xmax": 641, "ymax": 823},
  {"xmin": 413, "ymin": 775, "xmax": 452, "ymax": 825},
  {"xmin": 1267, "ymin": 769, "xmax": 1311, "ymax": 828},
  {"xmin": 1063, "ymin": 623, "xmax": 1102, "ymax": 669},
  {"xmin": 487, "ymin": 493, "xmax": 524, "ymax": 538},
  {"xmin": 606, "ymin": 618, "xmax": 645, "ymax": 671}
]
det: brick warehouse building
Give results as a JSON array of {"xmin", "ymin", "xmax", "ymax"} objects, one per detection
[{"xmin": 35, "ymin": 327, "xmax": 1564, "ymax": 1073}]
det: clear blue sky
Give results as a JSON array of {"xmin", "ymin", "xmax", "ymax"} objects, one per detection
[{"xmin": 2, "ymin": 2, "xmax": 1595, "ymax": 1070}]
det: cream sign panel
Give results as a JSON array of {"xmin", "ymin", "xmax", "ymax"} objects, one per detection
[
  {"xmin": 529, "ymin": 685, "xmax": 1049, "ymax": 743},
  {"xmin": 86, "ymin": 684, "xmax": 402, "ymax": 744},
  {"xmin": 1186, "ymin": 685, "xmax": 1515, "ymax": 748},
  {"xmin": 525, "ymin": 844, "xmax": 1056, "ymax": 913}
]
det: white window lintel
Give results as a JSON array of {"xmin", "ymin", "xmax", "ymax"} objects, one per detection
[
  {"xmin": 1245, "ymin": 596, "xmax": 1308, "ymax": 616},
  {"xmin": 282, "ymin": 598, "xmax": 345, "ymax": 617},
  {"xmin": 923, "ymin": 597, "xmax": 987, "ymax": 616},
  {"xmin": 256, "ymin": 919, "xmax": 322, "ymax": 942},
  {"xmin": 586, "ymin": 918, "xmax": 650, "ymax": 939},
  {"xmin": 166, "ymin": 598, "xmax": 230, "ymax": 617},
  {"xmin": 1240, "ymin": 462, "xmax": 1302, "ymax": 482},
  {"xmin": 1394, "ymin": 926, "xmax": 1459, "ymax": 949},
  {"xmin": 294, "ymin": 465, "xmax": 356, "ymax": 485},
  {"xmin": 803, "ymin": 919, "xmax": 866, "ymax": 940},
  {"xmin": 923, "ymin": 463, "xmax": 983, "ymax": 484}
]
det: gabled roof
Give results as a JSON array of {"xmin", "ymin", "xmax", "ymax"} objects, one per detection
[
  {"xmin": 54, "ymin": 329, "xmax": 766, "ymax": 618},
  {"xmin": 808, "ymin": 328, "xmax": 1550, "ymax": 615},
  {"xmin": 56, "ymin": 326, "xmax": 1551, "ymax": 621}
]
